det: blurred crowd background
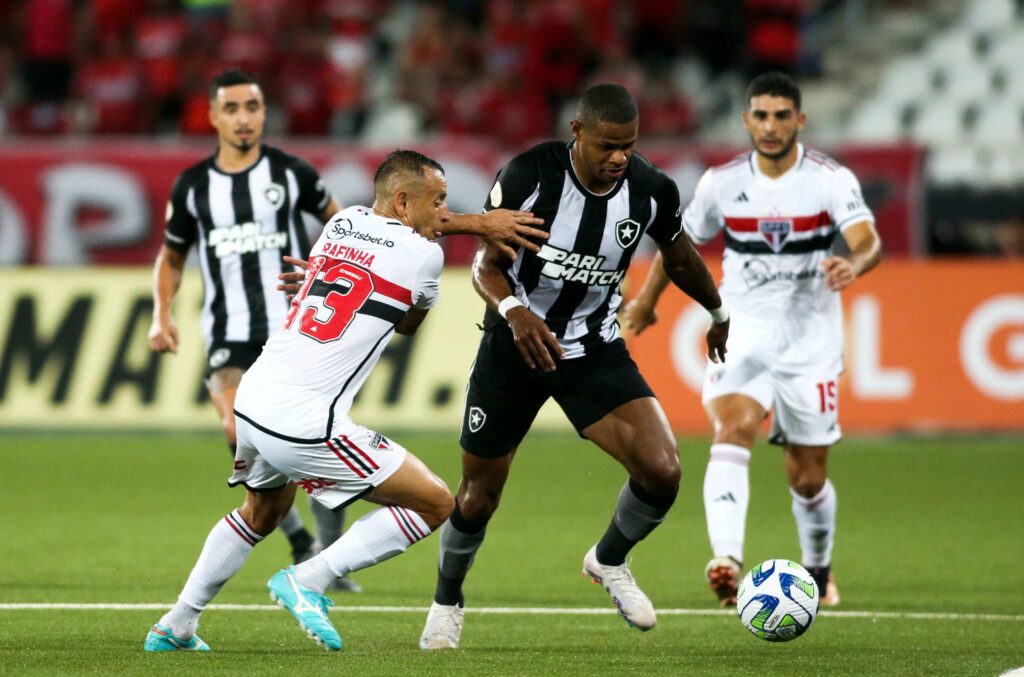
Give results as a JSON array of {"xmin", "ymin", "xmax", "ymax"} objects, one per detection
[{"xmin": 0, "ymin": 0, "xmax": 1022, "ymax": 256}]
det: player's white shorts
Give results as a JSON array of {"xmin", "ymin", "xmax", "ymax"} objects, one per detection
[
  {"xmin": 231, "ymin": 417, "xmax": 407, "ymax": 509},
  {"xmin": 702, "ymin": 316, "xmax": 843, "ymax": 447}
]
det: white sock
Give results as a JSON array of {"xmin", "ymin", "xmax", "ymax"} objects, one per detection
[
  {"xmin": 294, "ymin": 506, "xmax": 431, "ymax": 593},
  {"xmin": 309, "ymin": 495, "xmax": 344, "ymax": 547},
  {"xmin": 703, "ymin": 443, "xmax": 751, "ymax": 563},
  {"xmin": 791, "ymin": 479, "xmax": 837, "ymax": 568},
  {"xmin": 159, "ymin": 510, "xmax": 263, "ymax": 639},
  {"xmin": 278, "ymin": 505, "xmax": 304, "ymax": 537}
]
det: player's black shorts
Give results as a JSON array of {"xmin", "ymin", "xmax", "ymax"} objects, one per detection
[
  {"xmin": 204, "ymin": 341, "xmax": 263, "ymax": 379},
  {"xmin": 460, "ymin": 324, "xmax": 655, "ymax": 458}
]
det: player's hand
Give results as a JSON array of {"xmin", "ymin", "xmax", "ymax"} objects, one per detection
[
  {"xmin": 622, "ymin": 298, "xmax": 658, "ymax": 336},
  {"xmin": 821, "ymin": 256, "xmax": 856, "ymax": 292},
  {"xmin": 706, "ymin": 318, "xmax": 729, "ymax": 364},
  {"xmin": 479, "ymin": 209, "xmax": 547, "ymax": 259},
  {"xmin": 148, "ymin": 317, "xmax": 179, "ymax": 354},
  {"xmin": 506, "ymin": 306, "xmax": 564, "ymax": 372},
  {"xmin": 277, "ymin": 255, "xmax": 309, "ymax": 299}
]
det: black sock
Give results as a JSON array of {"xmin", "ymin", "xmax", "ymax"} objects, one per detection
[
  {"xmin": 595, "ymin": 479, "xmax": 677, "ymax": 566},
  {"xmin": 806, "ymin": 565, "xmax": 830, "ymax": 597},
  {"xmin": 434, "ymin": 503, "xmax": 488, "ymax": 606}
]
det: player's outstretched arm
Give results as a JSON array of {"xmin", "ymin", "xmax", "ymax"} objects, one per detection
[
  {"xmin": 659, "ymin": 236, "xmax": 729, "ymax": 363},
  {"xmin": 472, "ymin": 243, "xmax": 564, "ymax": 372},
  {"xmin": 149, "ymin": 245, "xmax": 185, "ymax": 354},
  {"xmin": 622, "ymin": 251, "xmax": 672, "ymax": 336},
  {"xmin": 822, "ymin": 220, "xmax": 882, "ymax": 292},
  {"xmin": 442, "ymin": 210, "xmax": 547, "ymax": 260}
]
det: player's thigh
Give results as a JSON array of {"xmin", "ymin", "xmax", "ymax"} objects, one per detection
[
  {"xmin": 768, "ymin": 368, "xmax": 842, "ymax": 447},
  {"xmin": 367, "ymin": 451, "xmax": 454, "ymax": 526},
  {"xmin": 460, "ymin": 325, "xmax": 549, "ymax": 458},
  {"xmin": 582, "ymin": 396, "xmax": 679, "ymax": 488},
  {"xmin": 239, "ymin": 484, "xmax": 297, "ymax": 536},
  {"xmin": 551, "ymin": 338, "xmax": 655, "ymax": 437}
]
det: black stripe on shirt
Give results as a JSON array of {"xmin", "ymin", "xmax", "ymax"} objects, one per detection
[
  {"xmin": 724, "ymin": 231, "xmax": 836, "ymax": 255},
  {"xmin": 232, "ymin": 173, "xmax": 268, "ymax": 345},
  {"xmin": 195, "ymin": 174, "xmax": 227, "ymax": 343},
  {"xmin": 269, "ymin": 159, "xmax": 296, "ymax": 304},
  {"xmin": 545, "ymin": 197, "xmax": 608, "ymax": 338}
]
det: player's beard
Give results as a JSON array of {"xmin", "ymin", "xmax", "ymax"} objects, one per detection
[{"xmin": 754, "ymin": 132, "xmax": 797, "ymax": 161}]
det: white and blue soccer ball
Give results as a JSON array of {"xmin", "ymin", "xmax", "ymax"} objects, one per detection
[{"xmin": 737, "ymin": 559, "xmax": 819, "ymax": 642}]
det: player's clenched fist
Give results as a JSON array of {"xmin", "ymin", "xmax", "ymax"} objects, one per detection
[
  {"xmin": 505, "ymin": 306, "xmax": 565, "ymax": 372},
  {"xmin": 149, "ymin": 318, "xmax": 180, "ymax": 354}
]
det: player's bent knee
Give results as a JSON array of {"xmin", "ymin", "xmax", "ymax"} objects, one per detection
[
  {"xmin": 456, "ymin": 485, "xmax": 501, "ymax": 523},
  {"xmin": 789, "ymin": 474, "xmax": 826, "ymax": 499},
  {"xmin": 421, "ymin": 490, "xmax": 456, "ymax": 531}
]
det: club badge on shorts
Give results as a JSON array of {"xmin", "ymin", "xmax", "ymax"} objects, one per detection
[
  {"xmin": 468, "ymin": 406, "xmax": 487, "ymax": 433},
  {"xmin": 209, "ymin": 348, "xmax": 231, "ymax": 369}
]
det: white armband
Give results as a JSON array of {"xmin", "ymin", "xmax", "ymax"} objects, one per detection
[
  {"xmin": 708, "ymin": 305, "xmax": 729, "ymax": 324},
  {"xmin": 498, "ymin": 296, "xmax": 525, "ymax": 319}
]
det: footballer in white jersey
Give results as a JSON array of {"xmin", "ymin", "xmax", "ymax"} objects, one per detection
[
  {"xmin": 623, "ymin": 72, "xmax": 882, "ymax": 610},
  {"xmin": 235, "ymin": 205, "xmax": 443, "ymax": 443},
  {"xmin": 684, "ymin": 143, "xmax": 873, "ymax": 375}
]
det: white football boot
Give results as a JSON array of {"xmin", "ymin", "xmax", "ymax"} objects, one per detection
[
  {"xmin": 419, "ymin": 601, "xmax": 464, "ymax": 649},
  {"xmin": 582, "ymin": 545, "xmax": 656, "ymax": 631}
]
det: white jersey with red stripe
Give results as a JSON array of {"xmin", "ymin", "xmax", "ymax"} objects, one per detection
[
  {"xmin": 235, "ymin": 205, "xmax": 443, "ymax": 442},
  {"xmin": 683, "ymin": 144, "xmax": 874, "ymax": 368}
]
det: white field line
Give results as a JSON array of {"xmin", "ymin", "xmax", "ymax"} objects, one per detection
[{"xmin": 0, "ymin": 603, "xmax": 1021, "ymax": 622}]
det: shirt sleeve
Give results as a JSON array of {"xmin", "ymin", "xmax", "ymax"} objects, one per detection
[
  {"xmin": 681, "ymin": 169, "xmax": 723, "ymax": 244},
  {"xmin": 412, "ymin": 245, "xmax": 444, "ymax": 310},
  {"xmin": 829, "ymin": 166, "xmax": 875, "ymax": 231},
  {"xmin": 645, "ymin": 176, "xmax": 684, "ymax": 245},
  {"xmin": 163, "ymin": 174, "xmax": 197, "ymax": 253},
  {"xmin": 484, "ymin": 152, "xmax": 539, "ymax": 212},
  {"xmin": 292, "ymin": 157, "xmax": 333, "ymax": 216}
]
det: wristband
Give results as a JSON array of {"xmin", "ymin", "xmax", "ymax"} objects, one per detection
[
  {"xmin": 498, "ymin": 296, "xmax": 525, "ymax": 319},
  {"xmin": 708, "ymin": 305, "xmax": 729, "ymax": 324}
]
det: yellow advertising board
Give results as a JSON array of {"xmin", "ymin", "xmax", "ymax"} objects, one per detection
[{"xmin": 0, "ymin": 268, "xmax": 570, "ymax": 431}]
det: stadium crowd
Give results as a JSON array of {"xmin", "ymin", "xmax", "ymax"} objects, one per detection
[{"xmin": 0, "ymin": 0, "xmax": 814, "ymax": 145}]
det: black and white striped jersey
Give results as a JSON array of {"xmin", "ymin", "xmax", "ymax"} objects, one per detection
[
  {"xmin": 163, "ymin": 144, "xmax": 332, "ymax": 348},
  {"xmin": 483, "ymin": 141, "xmax": 684, "ymax": 358}
]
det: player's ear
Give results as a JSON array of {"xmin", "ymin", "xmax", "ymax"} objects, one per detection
[
  {"xmin": 570, "ymin": 119, "xmax": 583, "ymax": 141},
  {"xmin": 394, "ymin": 189, "xmax": 409, "ymax": 219}
]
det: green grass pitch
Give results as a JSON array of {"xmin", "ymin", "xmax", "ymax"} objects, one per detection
[{"xmin": 1, "ymin": 431, "xmax": 1021, "ymax": 675}]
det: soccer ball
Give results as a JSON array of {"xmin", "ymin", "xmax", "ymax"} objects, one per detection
[{"xmin": 737, "ymin": 559, "xmax": 819, "ymax": 642}]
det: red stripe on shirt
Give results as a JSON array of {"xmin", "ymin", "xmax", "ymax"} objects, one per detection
[
  {"xmin": 341, "ymin": 434, "xmax": 380, "ymax": 470},
  {"xmin": 326, "ymin": 438, "xmax": 366, "ymax": 478},
  {"xmin": 388, "ymin": 506, "xmax": 416, "ymax": 544},
  {"xmin": 724, "ymin": 211, "xmax": 831, "ymax": 233},
  {"xmin": 369, "ymin": 271, "xmax": 413, "ymax": 306}
]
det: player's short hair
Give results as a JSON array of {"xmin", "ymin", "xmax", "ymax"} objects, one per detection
[
  {"xmin": 209, "ymin": 68, "xmax": 261, "ymax": 100},
  {"xmin": 746, "ymin": 72, "xmax": 802, "ymax": 110},
  {"xmin": 373, "ymin": 149, "xmax": 445, "ymax": 194},
  {"xmin": 575, "ymin": 83, "xmax": 638, "ymax": 126}
]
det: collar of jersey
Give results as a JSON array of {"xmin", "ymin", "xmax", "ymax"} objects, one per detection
[
  {"xmin": 564, "ymin": 141, "xmax": 627, "ymax": 201},
  {"xmin": 750, "ymin": 143, "xmax": 804, "ymax": 189},
  {"xmin": 208, "ymin": 144, "xmax": 267, "ymax": 176}
]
